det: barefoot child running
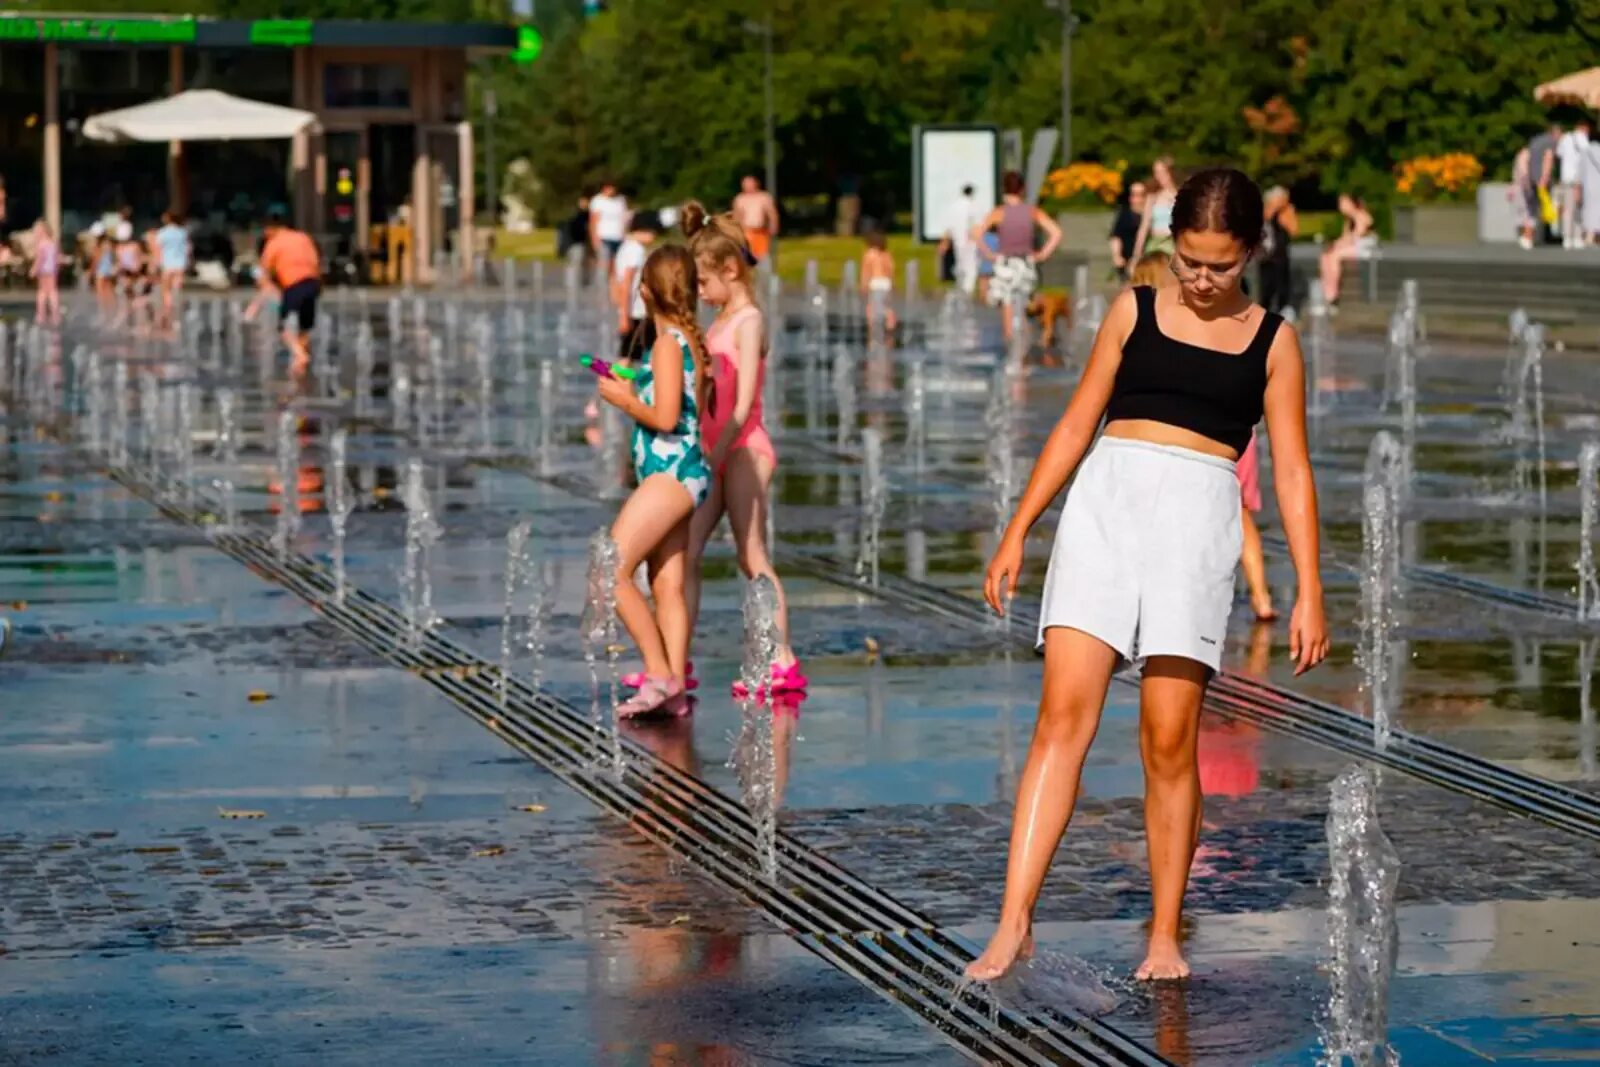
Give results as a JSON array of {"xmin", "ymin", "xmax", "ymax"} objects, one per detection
[
  {"xmin": 677, "ymin": 201, "xmax": 806, "ymax": 697},
  {"xmin": 595, "ymin": 244, "xmax": 713, "ymax": 717},
  {"xmin": 966, "ymin": 169, "xmax": 1327, "ymax": 983},
  {"xmin": 860, "ymin": 230, "xmax": 897, "ymax": 341}
]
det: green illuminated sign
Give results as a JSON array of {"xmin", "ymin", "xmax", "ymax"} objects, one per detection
[
  {"xmin": 511, "ymin": 25, "xmax": 542, "ymax": 65},
  {"xmin": 0, "ymin": 16, "xmax": 196, "ymax": 44},
  {"xmin": 249, "ymin": 19, "xmax": 312, "ymax": 47}
]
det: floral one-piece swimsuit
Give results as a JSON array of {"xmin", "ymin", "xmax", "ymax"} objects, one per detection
[{"xmin": 630, "ymin": 326, "xmax": 711, "ymax": 507}]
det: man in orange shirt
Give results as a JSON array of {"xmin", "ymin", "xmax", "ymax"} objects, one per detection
[{"xmin": 258, "ymin": 213, "xmax": 322, "ymax": 377}]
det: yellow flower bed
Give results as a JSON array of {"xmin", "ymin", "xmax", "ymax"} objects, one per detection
[
  {"xmin": 1044, "ymin": 161, "xmax": 1125, "ymax": 207},
  {"xmin": 1395, "ymin": 153, "xmax": 1483, "ymax": 203}
]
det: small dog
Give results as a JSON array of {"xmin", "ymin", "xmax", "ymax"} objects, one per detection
[{"xmin": 1027, "ymin": 290, "xmax": 1073, "ymax": 351}]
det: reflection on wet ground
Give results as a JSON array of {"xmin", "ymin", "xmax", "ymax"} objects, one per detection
[{"xmin": 2, "ymin": 287, "xmax": 1599, "ymax": 1064}]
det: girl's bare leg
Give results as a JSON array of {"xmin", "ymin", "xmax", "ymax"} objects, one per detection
[
  {"xmin": 723, "ymin": 448, "xmax": 795, "ymax": 665},
  {"xmin": 610, "ymin": 473, "xmax": 694, "ymax": 678},
  {"xmin": 683, "ymin": 477, "xmax": 726, "ymax": 647},
  {"xmin": 646, "ymin": 517, "xmax": 691, "ymax": 680},
  {"xmin": 1238, "ymin": 507, "xmax": 1275, "ymax": 620},
  {"xmin": 966, "ymin": 627, "xmax": 1119, "ymax": 979},
  {"xmin": 1135, "ymin": 655, "xmax": 1209, "ymax": 981},
  {"xmin": 1000, "ymin": 298, "xmax": 1015, "ymax": 343}
]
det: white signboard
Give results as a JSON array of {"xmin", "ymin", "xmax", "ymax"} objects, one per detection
[{"xmin": 914, "ymin": 125, "xmax": 999, "ymax": 243}]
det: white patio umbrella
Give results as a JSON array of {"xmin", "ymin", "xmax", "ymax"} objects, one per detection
[
  {"xmin": 1534, "ymin": 67, "xmax": 1600, "ymax": 110},
  {"xmin": 82, "ymin": 89, "xmax": 316, "ymax": 143}
]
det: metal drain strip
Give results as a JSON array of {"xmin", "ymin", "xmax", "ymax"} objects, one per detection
[
  {"xmin": 106, "ymin": 464, "xmax": 1172, "ymax": 1067},
  {"xmin": 1260, "ymin": 533, "xmax": 1587, "ymax": 621},
  {"xmin": 777, "ymin": 552, "xmax": 1600, "ymax": 843}
]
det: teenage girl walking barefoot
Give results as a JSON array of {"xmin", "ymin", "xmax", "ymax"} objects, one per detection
[
  {"xmin": 595, "ymin": 245, "xmax": 713, "ymax": 717},
  {"xmin": 967, "ymin": 169, "xmax": 1328, "ymax": 983},
  {"xmin": 678, "ymin": 202, "xmax": 806, "ymax": 697}
]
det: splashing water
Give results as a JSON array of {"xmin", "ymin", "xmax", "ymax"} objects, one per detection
[
  {"xmin": 399, "ymin": 458, "xmax": 444, "ymax": 647},
  {"xmin": 474, "ymin": 315, "xmax": 495, "ymax": 449},
  {"xmin": 1358, "ymin": 482, "xmax": 1397, "ymax": 752},
  {"xmin": 731, "ymin": 575, "xmax": 784, "ymax": 881},
  {"xmin": 500, "ymin": 520, "xmax": 534, "ymax": 708},
  {"xmin": 110, "ymin": 363, "xmax": 130, "ymax": 467},
  {"xmin": 855, "ymin": 428, "xmax": 886, "ymax": 586},
  {"xmin": 354, "ymin": 322, "xmax": 375, "ymax": 419},
  {"xmin": 328, "ymin": 430, "xmax": 354, "ymax": 604},
  {"xmin": 832, "ymin": 339, "xmax": 856, "ymax": 449},
  {"xmin": 176, "ymin": 382, "xmax": 196, "ymax": 501},
  {"xmin": 213, "ymin": 387, "xmax": 240, "ymax": 530},
  {"xmin": 272, "ymin": 409, "xmax": 301, "ymax": 560},
  {"xmin": 581, "ymin": 530, "xmax": 623, "ymax": 771},
  {"xmin": 139, "ymin": 374, "xmax": 161, "ymax": 470},
  {"xmin": 989, "ymin": 951, "xmax": 1120, "ymax": 1018},
  {"xmin": 1580, "ymin": 442, "xmax": 1600, "ymax": 622},
  {"xmin": 1319, "ymin": 765, "xmax": 1401, "ymax": 1067},
  {"xmin": 83, "ymin": 351, "xmax": 104, "ymax": 455},
  {"xmin": 1580, "ymin": 638, "xmax": 1598, "ymax": 782},
  {"xmin": 391, "ymin": 361, "xmax": 412, "ymax": 435},
  {"xmin": 536, "ymin": 360, "xmax": 556, "ymax": 474}
]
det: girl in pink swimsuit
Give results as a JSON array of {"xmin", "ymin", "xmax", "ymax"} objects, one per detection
[{"xmin": 679, "ymin": 201, "xmax": 805, "ymax": 696}]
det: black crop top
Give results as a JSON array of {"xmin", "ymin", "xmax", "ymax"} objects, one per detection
[{"xmin": 1103, "ymin": 286, "xmax": 1282, "ymax": 455}]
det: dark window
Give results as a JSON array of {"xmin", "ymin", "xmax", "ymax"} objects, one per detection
[{"xmin": 323, "ymin": 63, "xmax": 410, "ymax": 110}]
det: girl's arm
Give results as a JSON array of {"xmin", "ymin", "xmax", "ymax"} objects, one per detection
[
  {"xmin": 859, "ymin": 253, "xmax": 871, "ymax": 293},
  {"xmin": 706, "ymin": 312, "xmax": 764, "ymax": 469},
  {"xmin": 984, "ymin": 289, "xmax": 1136, "ymax": 612},
  {"xmin": 1262, "ymin": 324, "xmax": 1328, "ymax": 674},
  {"xmin": 1031, "ymin": 207, "xmax": 1063, "ymax": 262},
  {"xmin": 1281, "ymin": 204, "xmax": 1300, "ymax": 238},
  {"xmin": 612, "ymin": 267, "xmax": 634, "ymax": 331},
  {"xmin": 599, "ymin": 332, "xmax": 681, "ymax": 432}
]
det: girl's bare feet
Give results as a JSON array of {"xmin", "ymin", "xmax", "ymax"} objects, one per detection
[
  {"xmin": 964, "ymin": 921, "xmax": 1035, "ymax": 981},
  {"xmin": 1134, "ymin": 935, "xmax": 1189, "ymax": 981}
]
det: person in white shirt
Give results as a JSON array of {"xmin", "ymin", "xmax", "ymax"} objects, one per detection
[
  {"xmin": 1557, "ymin": 120, "xmax": 1591, "ymax": 249},
  {"xmin": 610, "ymin": 212, "xmax": 659, "ymax": 361},
  {"xmin": 588, "ymin": 181, "xmax": 630, "ymax": 264},
  {"xmin": 938, "ymin": 185, "xmax": 984, "ymax": 296},
  {"xmin": 1582, "ymin": 136, "xmax": 1600, "ymax": 247}
]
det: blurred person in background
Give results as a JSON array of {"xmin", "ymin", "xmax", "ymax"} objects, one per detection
[
  {"xmin": 1109, "ymin": 179, "xmax": 1147, "ymax": 280},
  {"xmin": 732, "ymin": 175, "xmax": 779, "ymax": 267},
  {"xmin": 1258, "ymin": 186, "xmax": 1297, "ymax": 314},
  {"xmin": 1317, "ymin": 194, "xmax": 1374, "ymax": 307},
  {"xmin": 1522, "ymin": 122, "xmax": 1559, "ymax": 250},
  {"xmin": 1557, "ymin": 118, "xmax": 1591, "ymax": 249},
  {"xmin": 1132, "ymin": 157, "xmax": 1179, "ymax": 261}
]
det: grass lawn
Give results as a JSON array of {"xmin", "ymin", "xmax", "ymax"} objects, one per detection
[{"xmin": 492, "ymin": 228, "xmax": 944, "ymax": 291}]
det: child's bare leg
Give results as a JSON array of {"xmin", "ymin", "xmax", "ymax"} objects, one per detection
[
  {"xmin": 683, "ymin": 479, "xmax": 725, "ymax": 644},
  {"xmin": 610, "ymin": 474, "xmax": 694, "ymax": 678},
  {"xmin": 1238, "ymin": 507, "xmax": 1275, "ymax": 620},
  {"xmin": 646, "ymin": 517, "xmax": 691, "ymax": 680},
  {"xmin": 723, "ymin": 448, "xmax": 794, "ymax": 665}
]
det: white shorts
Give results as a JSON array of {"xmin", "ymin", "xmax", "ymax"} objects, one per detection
[{"xmin": 1037, "ymin": 437, "xmax": 1241, "ymax": 672}]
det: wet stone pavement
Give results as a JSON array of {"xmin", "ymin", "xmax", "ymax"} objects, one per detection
[{"xmin": 2, "ymin": 287, "xmax": 1599, "ymax": 1064}]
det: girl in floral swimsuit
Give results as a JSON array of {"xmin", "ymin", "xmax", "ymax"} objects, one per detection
[{"xmin": 595, "ymin": 245, "xmax": 712, "ymax": 717}]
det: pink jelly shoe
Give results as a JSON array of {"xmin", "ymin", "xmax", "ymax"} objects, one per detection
[
  {"xmin": 732, "ymin": 660, "xmax": 808, "ymax": 700},
  {"xmin": 623, "ymin": 662, "xmax": 697, "ymax": 692},
  {"xmin": 617, "ymin": 676, "xmax": 685, "ymax": 718}
]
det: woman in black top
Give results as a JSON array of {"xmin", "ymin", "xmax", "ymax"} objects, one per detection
[
  {"xmin": 1108, "ymin": 178, "xmax": 1147, "ymax": 279},
  {"xmin": 968, "ymin": 169, "xmax": 1327, "ymax": 983},
  {"xmin": 1258, "ymin": 185, "xmax": 1297, "ymax": 314}
]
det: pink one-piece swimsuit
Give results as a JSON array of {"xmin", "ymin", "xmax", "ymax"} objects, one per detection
[{"xmin": 701, "ymin": 304, "xmax": 777, "ymax": 472}]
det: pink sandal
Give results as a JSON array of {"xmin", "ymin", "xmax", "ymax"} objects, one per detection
[
  {"xmin": 623, "ymin": 661, "xmax": 698, "ymax": 692},
  {"xmin": 732, "ymin": 660, "xmax": 809, "ymax": 700},
  {"xmin": 617, "ymin": 676, "xmax": 686, "ymax": 718}
]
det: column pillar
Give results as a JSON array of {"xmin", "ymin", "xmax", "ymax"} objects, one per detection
[
  {"xmin": 290, "ymin": 48, "xmax": 313, "ymax": 231},
  {"xmin": 167, "ymin": 45, "xmax": 187, "ymax": 216},
  {"xmin": 412, "ymin": 128, "xmax": 431, "ymax": 285},
  {"xmin": 457, "ymin": 120, "xmax": 474, "ymax": 282},
  {"xmin": 43, "ymin": 44, "xmax": 60, "ymax": 239}
]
